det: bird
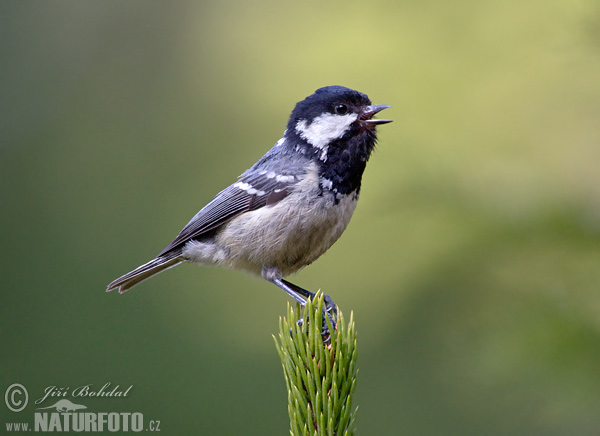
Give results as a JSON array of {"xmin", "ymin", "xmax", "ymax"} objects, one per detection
[{"xmin": 107, "ymin": 85, "xmax": 392, "ymax": 328}]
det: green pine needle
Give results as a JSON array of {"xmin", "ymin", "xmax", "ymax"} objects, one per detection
[{"xmin": 274, "ymin": 292, "xmax": 358, "ymax": 436}]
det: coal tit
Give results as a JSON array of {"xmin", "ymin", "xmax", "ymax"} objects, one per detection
[{"xmin": 107, "ymin": 86, "xmax": 392, "ymax": 321}]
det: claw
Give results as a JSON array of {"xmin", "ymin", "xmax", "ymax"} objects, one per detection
[
  {"xmin": 264, "ymin": 269, "xmax": 339, "ymax": 344},
  {"xmin": 290, "ymin": 296, "xmax": 338, "ymax": 344}
]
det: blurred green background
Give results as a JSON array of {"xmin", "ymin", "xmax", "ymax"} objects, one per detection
[{"xmin": 2, "ymin": 1, "xmax": 599, "ymax": 434}]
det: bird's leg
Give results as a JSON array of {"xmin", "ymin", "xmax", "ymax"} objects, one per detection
[
  {"xmin": 280, "ymin": 279, "xmax": 338, "ymax": 341},
  {"xmin": 281, "ymin": 279, "xmax": 338, "ymax": 319},
  {"xmin": 262, "ymin": 266, "xmax": 337, "ymax": 339}
]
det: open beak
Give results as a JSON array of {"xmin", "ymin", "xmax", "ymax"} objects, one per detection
[{"xmin": 362, "ymin": 104, "xmax": 393, "ymax": 125}]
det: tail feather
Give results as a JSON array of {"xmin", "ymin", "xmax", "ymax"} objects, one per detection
[{"xmin": 107, "ymin": 255, "xmax": 183, "ymax": 294}]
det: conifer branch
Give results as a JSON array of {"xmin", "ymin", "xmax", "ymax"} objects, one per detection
[{"xmin": 274, "ymin": 293, "xmax": 358, "ymax": 435}]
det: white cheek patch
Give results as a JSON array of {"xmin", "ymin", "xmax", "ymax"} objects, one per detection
[{"xmin": 295, "ymin": 113, "xmax": 358, "ymax": 151}]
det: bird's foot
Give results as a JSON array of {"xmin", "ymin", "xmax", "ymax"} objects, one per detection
[
  {"xmin": 262, "ymin": 269, "xmax": 338, "ymax": 344},
  {"xmin": 293, "ymin": 293, "xmax": 338, "ymax": 344}
]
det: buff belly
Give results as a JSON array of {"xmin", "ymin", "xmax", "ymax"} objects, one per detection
[{"xmin": 182, "ymin": 171, "xmax": 359, "ymax": 277}]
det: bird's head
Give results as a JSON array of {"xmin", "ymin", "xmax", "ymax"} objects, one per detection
[{"xmin": 286, "ymin": 86, "xmax": 392, "ymax": 154}]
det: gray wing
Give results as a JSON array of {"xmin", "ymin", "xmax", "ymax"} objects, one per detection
[{"xmin": 157, "ymin": 170, "xmax": 298, "ymax": 257}]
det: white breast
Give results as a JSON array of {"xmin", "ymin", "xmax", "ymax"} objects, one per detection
[{"xmin": 183, "ymin": 163, "xmax": 359, "ymax": 277}]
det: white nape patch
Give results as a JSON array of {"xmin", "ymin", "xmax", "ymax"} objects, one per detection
[
  {"xmin": 274, "ymin": 134, "xmax": 286, "ymax": 147},
  {"xmin": 295, "ymin": 113, "xmax": 358, "ymax": 151},
  {"xmin": 234, "ymin": 181, "xmax": 266, "ymax": 196},
  {"xmin": 320, "ymin": 177, "xmax": 333, "ymax": 191}
]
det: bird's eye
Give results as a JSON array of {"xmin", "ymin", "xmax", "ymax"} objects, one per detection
[{"xmin": 334, "ymin": 104, "xmax": 348, "ymax": 115}]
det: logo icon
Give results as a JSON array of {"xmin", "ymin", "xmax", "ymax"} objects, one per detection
[
  {"xmin": 5, "ymin": 383, "xmax": 28, "ymax": 412},
  {"xmin": 36, "ymin": 399, "xmax": 87, "ymax": 412}
]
